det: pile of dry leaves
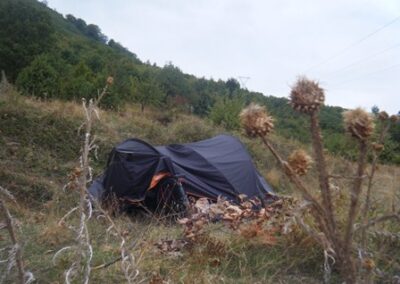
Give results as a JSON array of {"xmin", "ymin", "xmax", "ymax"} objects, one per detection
[{"xmin": 155, "ymin": 195, "xmax": 300, "ymax": 255}]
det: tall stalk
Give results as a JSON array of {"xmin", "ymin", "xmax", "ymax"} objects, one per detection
[{"xmin": 310, "ymin": 112, "xmax": 336, "ymax": 234}]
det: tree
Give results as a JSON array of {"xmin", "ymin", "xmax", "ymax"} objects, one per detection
[
  {"xmin": 226, "ymin": 78, "xmax": 240, "ymax": 98},
  {"xmin": 86, "ymin": 24, "xmax": 107, "ymax": 43},
  {"xmin": 66, "ymin": 15, "xmax": 107, "ymax": 43},
  {"xmin": 158, "ymin": 63, "xmax": 189, "ymax": 100},
  {"xmin": 66, "ymin": 14, "xmax": 87, "ymax": 32},
  {"xmin": 209, "ymin": 97, "xmax": 244, "ymax": 130},
  {"xmin": 193, "ymin": 94, "xmax": 214, "ymax": 116},
  {"xmin": 132, "ymin": 78, "xmax": 163, "ymax": 112},
  {"xmin": 108, "ymin": 39, "xmax": 139, "ymax": 62},
  {"xmin": 61, "ymin": 62, "xmax": 97, "ymax": 101},
  {"xmin": 0, "ymin": 0, "xmax": 55, "ymax": 81},
  {"xmin": 86, "ymin": 54, "xmax": 104, "ymax": 73},
  {"xmin": 371, "ymin": 105, "xmax": 380, "ymax": 115},
  {"xmin": 16, "ymin": 54, "xmax": 61, "ymax": 98},
  {"xmin": 190, "ymin": 78, "xmax": 214, "ymax": 116}
]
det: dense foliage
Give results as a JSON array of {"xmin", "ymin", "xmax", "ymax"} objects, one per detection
[
  {"xmin": 0, "ymin": 0, "xmax": 55, "ymax": 81},
  {"xmin": 1, "ymin": 0, "xmax": 399, "ymax": 163}
]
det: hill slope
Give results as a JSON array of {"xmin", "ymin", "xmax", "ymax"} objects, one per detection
[
  {"xmin": 1, "ymin": 81, "xmax": 400, "ymax": 282},
  {"xmin": 1, "ymin": 1, "xmax": 400, "ymax": 282},
  {"xmin": 1, "ymin": 0, "xmax": 399, "ymax": 163}
]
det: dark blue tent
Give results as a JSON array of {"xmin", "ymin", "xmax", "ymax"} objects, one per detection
[{"xmin": 92, "ymin": 134, "xmax": 274, "ymax": 203}]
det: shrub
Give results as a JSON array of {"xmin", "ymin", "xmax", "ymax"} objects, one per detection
[
  {"xmin": 169, "ymin": 116, "xmax": 217, "ymax": 143},
  {"xmin": 209, "ymin": 98, "xmax": 244, "ymax": 130}
]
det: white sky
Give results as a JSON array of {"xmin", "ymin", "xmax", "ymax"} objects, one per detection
[{"xmin": 48, "ymin": 0, "xmax": 400, "ymax": 114}]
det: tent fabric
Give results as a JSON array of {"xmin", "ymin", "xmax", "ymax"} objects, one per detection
[{"xmin": 99, "ymin": 134, "xmax": 274, "ymax": 202}]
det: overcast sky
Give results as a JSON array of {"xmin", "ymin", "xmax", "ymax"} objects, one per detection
[{"xmin": 48, "ymin": 0, "xmax": 400, "ymax": 114}]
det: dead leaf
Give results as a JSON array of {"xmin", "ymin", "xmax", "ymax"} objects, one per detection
[
  {"xmin": 226, "ymin": 205, "xmax": 243, "ymax": 215},
  {"xmin": 259, "ymin": 233, "xmax": 277, "ymax": 246},
  {"xmin": 240, "ymin": 201, "xmax": 253, "ymax": 210},
  {"xmin": 238, "ymin": 194, "xmax": 248, "ymax": 202},
  {"xmin": 240, "ymin": 225, "xmax": 259, "ymax": 238},
  {"xmin": 242, "ymin": 209, "xmax": 253, "ymax": 218},
  {"xmin": 149, "ymin": 273, "xmax": 165, "ymax": 284},
  {"xmin": 155, "ymin": 239, "xmax": 187, "ymax": 254},
  {"xmin": 195, "ymin": 198, "xmax": 210, "ymax": 213},
  {"xmin": 209, "ymin": 258, "xmax": 221, "ymax": 267},
  {"xmin": 193, "ymin": 219, "xmax": 206, "ymax": 229},
  {"xmin": 177, "ymin": 218, "xmax": 190, "ymax": 225},
  {"xmin": 222, "ymin": 215, "xmax": 235, "ymax": 221}
]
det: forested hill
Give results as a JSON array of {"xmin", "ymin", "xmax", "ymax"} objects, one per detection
[{"xmin": 1, "ymin": 0, "xmax": 399, "ymax": 163}]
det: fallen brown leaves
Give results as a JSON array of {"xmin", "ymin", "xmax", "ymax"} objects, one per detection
[
  {"xmin": 154, "ymin": 195, "xmax": 300, "ymax": 256},
  {"xmin": 181, "ymin": 196, "xmax": 297, "ymax": 244},
  {"xmin": 155, "ymin": 239, "xmax": 188, "ymax": 257}
]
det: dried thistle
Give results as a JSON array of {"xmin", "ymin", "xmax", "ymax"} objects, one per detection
[
  {"xmin": 0, "ymin": 195, "xmax": 35, "ymax": 284},
  {"xmin": 54, "ymin": 82, "xmax": 112, "ymax": 284},
  {"xmin": 362, "ymin": 258, "xmax": 375, "ymax": 271},
  {"xmin": 239, "ymin": 103, "xmax": 274, "ymax": 138},
  {"xmin": 343, "ymin": 108, "xmax": 374, "ymax": 141},
  {"xmin": 371, "ymin": 143, "xmax": 384, "ymax": 152},
  {"xmin": 290, "ymin": 77, "xmax": 325, "ymax": 114},
  {"xmin": 390, "ymin": 115, "xmax": 399, "ymax": 123},
  {"xmin": 378, "ymin": 111, "xmax": 389, "ymax": 121},
  {"xmin": 0, "ymin": 70, "xmax": 12, "ymax": 95},
  {"xmin": 288, "ymin": 149, "xmax": 313, "ymax": 176},
  {"xmin": 106, "ymin": 76, "xmax": 114, "ymax": 85}
]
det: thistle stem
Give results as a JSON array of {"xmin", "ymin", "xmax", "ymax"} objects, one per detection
[
  {"xmin": 360, "ymin": 122, "xmax": 391, "ymax": 249},
  {"xmin": 0, "ymin": 200, "xmax": 25, "ymax": 284},
  {"xmin": 310, "ymin": 112, "xmax": 336, "ymax": 234},
  {"xmin": 343, "ymin": 141, "xmax": 368, "ymax": 256},
  {"xmin": 259, "ymin": 136, "xmax": 332, "ymax": 236}
]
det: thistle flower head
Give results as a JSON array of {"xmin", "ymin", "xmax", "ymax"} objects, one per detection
[
  {"xmin": 343, "ymin": 108, "xmax": 374, "ymax": 141},
  {"xmin": 371, "ymin": 143, "xmax": 384, "ymax": 152},
  {"xmin": 288, "ymin": 149, "xmax": 313, "ymax": 176},
  {"xmin": 290, "ymin": 77, "xmax": 325, "ymax": 114},
  {"xmin": 378, "ymin": 111, "xmax": 389, "ymax": 121},
  {"xmin": 362, "ymin": 258, "xmax": 376, "ymax": 271},
  {"xmin": 390, "ymin": 115, "xmax": 399, "ymax": 123},
  {"xmin": 106, "ymin": 76, "xmax": 114, "ymax": 85},
  {"xmin": 239, "ymin": 103, "xmax": 274, "ymax": 138}
]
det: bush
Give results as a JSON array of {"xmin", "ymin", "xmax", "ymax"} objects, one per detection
[
  {"xmin": 209, "ymin": 98, "xmax": 243, "ymax": 130},
  {"xmin": 169, "ymin": 116, "xmax": 217, "ymax": 143}
]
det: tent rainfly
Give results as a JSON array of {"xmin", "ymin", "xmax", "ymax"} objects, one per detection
[{"xmin": 90, "ymin": 134, "xmax": 274, "ymax": 203}]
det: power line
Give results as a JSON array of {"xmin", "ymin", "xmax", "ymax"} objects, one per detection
[
  {"xmin": 329, "ymin": 63, "xmax": 400, "ymax": 89},
  {"xmin": 304, "ymin": 15, "xmax": 400, "ymax": 73},
  {"xmin": 323, "ymin": 43, "xmax": 400, "ymax": 78}
]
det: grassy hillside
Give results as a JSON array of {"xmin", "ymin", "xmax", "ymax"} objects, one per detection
[
  {"xmin": 1, "ymin": 83, "xmax": 399, "ymax": 283},
  {"xmin": 0, "ymin": 0, "xmax": 399, "ymax": 282},
  {"xmin": 1, "ymin": 0, "xmax": 399, "ymax": 165}
]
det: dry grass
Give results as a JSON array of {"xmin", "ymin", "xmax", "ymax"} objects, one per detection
[
  {"xmin": 0, "ymin": 88, "xmax": 399, "ymax": 283},
  {"xmin": 266, "ymin": 168, "xmax": 282, "ymax": 189}
]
